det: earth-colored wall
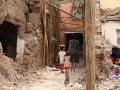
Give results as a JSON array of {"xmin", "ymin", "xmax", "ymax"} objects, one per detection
[
  {"xmin": 0, "ymin": 0, "xmax": 44, "ymax": 68},
  {"xmin": 0, "ymin": 0, "xmax": 27, "ymax": 38}
]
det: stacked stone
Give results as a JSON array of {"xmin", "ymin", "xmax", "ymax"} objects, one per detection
[
  {"xmin": 23, "ymin": 0, "xmax": 44, "ymax": 67},
  {"xmin": 95, "ymin": 0, "xmax": 108, "ymax": 79},
  {"xmin": 95, "ymin": 0, "xmax": 114, "ymax": 79},
  {"xmin": 95, "ymin": 0, "xmax": 103, "ymax": 56}
]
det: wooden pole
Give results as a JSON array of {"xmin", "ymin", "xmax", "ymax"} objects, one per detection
[
  {"xmin": 39, "ymin": 0, "xmax": 44, "ymax": 65},
  {"xmin": 85, "ymin": 0, "xmax": 96, "ymax": 90},
  {"xmin": 42, "ymin": 0, "xmax": 48, "ymax": 66}
]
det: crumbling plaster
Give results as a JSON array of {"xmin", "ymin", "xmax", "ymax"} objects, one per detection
[{"xmin": 0, "ymin": 0, "xmax": 28, "ymax": 38}]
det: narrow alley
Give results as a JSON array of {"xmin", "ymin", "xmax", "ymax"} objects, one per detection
[{"xmin": 0, "ymin": 0, "xmax": 120, "ymax": 90}]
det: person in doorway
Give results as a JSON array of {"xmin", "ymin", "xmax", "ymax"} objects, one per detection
[
  {"xmin": 57, "ymin": 45, "xmax": 66, "ymax": 73},
  {"xmin": 69, "ymin": 35, "xmax": 80, "ymax": 72},
  {"xmin": 64, "ymin": 51, "xmax": 72, "ymax": 72}
]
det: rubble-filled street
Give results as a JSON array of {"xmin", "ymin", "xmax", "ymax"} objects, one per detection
[
  {"xmin": 0, "ymin": 0, "xmax": 120, "ymax": 90},
  {"xmin": 0, "ymin": 54, "xmax": 120, "ymax": 90},
  {"xmin": 0, "ymin": 61, "xmax": 120, "ymax": 90}
]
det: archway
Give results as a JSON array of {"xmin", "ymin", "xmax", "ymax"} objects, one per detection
[{"xmin": 0, "ymin": 21, "xmax": 17, "ymax": 60}]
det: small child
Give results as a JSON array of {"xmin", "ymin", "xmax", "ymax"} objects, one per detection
[
  {"xmin": 64, "ymin": 51, "xmax": 71, "ymax": 72},
  {"xmin": 57, "ymin": 45, "xmax": 66, "ymax": 73}
]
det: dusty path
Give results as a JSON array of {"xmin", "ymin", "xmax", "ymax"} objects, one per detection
[
  {"xmin": 1, "ymin": 66, "xmax": 120, "ymax": 90},
  {"xmin": 16, "ymin": 58, "xmax": 86, "ymax": 90},
  {"xmin": 1, "ymin": 58, "xmax": 120, "ymax": 90},
  {"xmin": 17, "ymin": 67, "xmax": 85, "ymax": 90},
  {"xmin": 0, "ymin": 66, "xmax": 85, "ymax": 90}
]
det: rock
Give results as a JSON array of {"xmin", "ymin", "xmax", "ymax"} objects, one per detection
[
  {"xmin": 0, "ymin": 55, "xmax": 19, "ymax": 81},
  {"xmin": 23, "ymin": 34, "xmax": 39, "ymax": 69}
]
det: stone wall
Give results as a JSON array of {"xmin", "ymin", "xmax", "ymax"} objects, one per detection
[
  {"xmin": 0, "ymin": 0, "xmax": 113, "ymax": 71},
  {"xmin": 95, "ymin": 0, "xmax": 103, "ymax": 55},
  {"xmin": 22, "ymin": 0, "xmax": 44, "ymax": 68},
  {"xmin": 0, "ymin": 0, "xmax": 44, "ymax": 68},
  {"xmin": 0, "ymin": 0, "xmax": 27, "ymax": 63},
  {"xmin": 95, "ymin": 0, "xmax": 113, "ymax": 79},
  {"xmin": 0, "ymin": 0, "xmax": 27, "ymax": 38}
]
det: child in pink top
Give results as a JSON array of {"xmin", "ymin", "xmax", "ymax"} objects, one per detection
[{"xmin": 64, "ymin": 52, "xmax": 71, "ymax": 72}]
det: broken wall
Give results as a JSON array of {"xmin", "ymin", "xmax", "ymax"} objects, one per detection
[
  {"xmin": 95, "ymin": 0, "xmax": 113, "ymax": 79},
  {"xmin": 0, "ymin": 0, "xmax": 27, "ymax": 38},
  {"xmin": 102, "ymin": 21, "xmax": 120, "ymax": 46},
  {"xmin": 0, "ymin": 43, "xmax": 20, "ymax": 82},
  {"xmin": 23, "ymin": 0, "xmax": 44, "ymax": 68},
  {"xmin": 0, "ymin": 0, "xmax": 44, "ymax": 68},
  {"xmin": 0, "ymin": 0, "xmax": 27, "ymax": 63},
  {"xmin": 95, "ymin": 0, "xmax": 103, "ymax": 55}
]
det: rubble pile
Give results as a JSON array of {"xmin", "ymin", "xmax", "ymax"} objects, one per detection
[
  {"xmin": 96, "ymin": 78, "xmax": 120, "ymax": 90},
  {"xmin": 0, "ymin": 55, "xmax": 22, "ymax": 90},
  {"xmin": 0, "ymin": 43, "xmax": 21, "ymax": 90},
  {"xmin": 96, "ymin": 39, "xmax": 113, "ymax": 80},
  {"xmin": 0, "ymin": 55, "xmax": 19, "ymax": 81},
  {"xmin": 101, "ymin": 39, "xmax": 113, "ymax": 77},
  {"xmin": 0, "ymin": 43, "xmax": 19, "ymax": 82}
]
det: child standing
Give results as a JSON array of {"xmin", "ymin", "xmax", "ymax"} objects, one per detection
[
  {"xmin": 57, "ymin": 45, "xmax": 66, "ymax": 73},
  {"xmin": 64, "ymin": 52, "xmax": 71, "ymax": 72}
]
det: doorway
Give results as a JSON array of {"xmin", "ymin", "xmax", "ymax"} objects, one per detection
[
  {"xmin": 0, "ymin": 21, "xmax": 17, "ymax": 60},
  {"xmin": 64, "ymin": 32, "xmax": 85, "ymax": 67},
  {"xmin": 65, "ymin": 32, "xmax": 84, "ymax": 51}
]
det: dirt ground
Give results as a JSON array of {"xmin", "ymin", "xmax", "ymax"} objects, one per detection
[
  {"xmin": 1, "ymin": 66, "xmax": 120, "ymax": 90},
  {"xmin": 0, "ymin": 57, "xmax": 120, "ymax": 90},
  {"xmin": 0, "ymin": 66, "xmax": 85, "ymax": 90}
]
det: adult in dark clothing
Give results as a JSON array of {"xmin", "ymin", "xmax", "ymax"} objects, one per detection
[{"xmin": 69, "ymin": 35, "xmax": 80, "ymax": 72}]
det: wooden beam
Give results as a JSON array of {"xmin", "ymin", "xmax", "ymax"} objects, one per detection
[{"xmin": 85, "ymin": 0, "xmax": 96, "ymax": 90}]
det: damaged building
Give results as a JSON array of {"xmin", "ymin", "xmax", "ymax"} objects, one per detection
[
  {"xmin": 1, "ymin": 0, "xmax": 120, "ymax": 90},
  {"xmin": 101, "ymin": 8, "xmax": 120, "ymax": 45},
  {"xmin": 0, "ymin": 0, "xmax": 110, "ymax": 71},
  {"xmin": 0, "ymin": 0, "xmax": 114, "ymax": 74},
  {"xmin": 0, "ymin": 0, "xmax": 44, "ymax": 68}
]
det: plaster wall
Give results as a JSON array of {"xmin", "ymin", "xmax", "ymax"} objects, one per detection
[{"xmin": 102, "ymin": 21, "xmax": 120, "ymax": 45}]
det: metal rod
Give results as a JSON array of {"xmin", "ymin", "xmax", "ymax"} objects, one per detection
[{"xmin": 45, "ymin": 1, "xmax": 84, "ymax": 22}]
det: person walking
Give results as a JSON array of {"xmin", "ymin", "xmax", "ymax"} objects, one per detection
[{"xmin": 69, "ymin": 35, "xmax": 80, "ymax": 72}]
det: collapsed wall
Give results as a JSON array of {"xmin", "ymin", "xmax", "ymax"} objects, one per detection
[
  {"xmin": 0, "ymin": 43, "xmax": 19, "ymax": 82},
  {"xmin": 23, "ymin": 0, "xmax": 44, "ymax": 68},
  {"xmin": 0, "ymin": 54, "xmax": 19, "ymax": 81},
  {"xmin": 95, "ymin": 0, "xmax": 103, "ymax": 56},
  {"xmin": 0, "ymin": 0, "xmax": 27, "ymax": 38},
  {"xmin": 0, "ymin": 0, "xmax": 114, "ymax": 74},
  {"xmin": 0, "ymin": 0, "xmax": 27, "ymax": 63},
  {"xmin": 0, "ymin": 0, "xmax": 44, "ymax": 69},
  {"xmin": 95, "ymin": 0, "xmax": 113, "ymax": 79}
]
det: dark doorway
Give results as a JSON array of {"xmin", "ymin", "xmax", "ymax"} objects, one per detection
[
  {"xmin": 65, "ymin": 32, "xmax": 84, "ymax": 51},
  {"xmin": 65, "ymin": 32, "xmax": 85, "ymax": 67},
  {"xmin": 0, "ymin": 21, "xmax": 17, "ymax": 60}
]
